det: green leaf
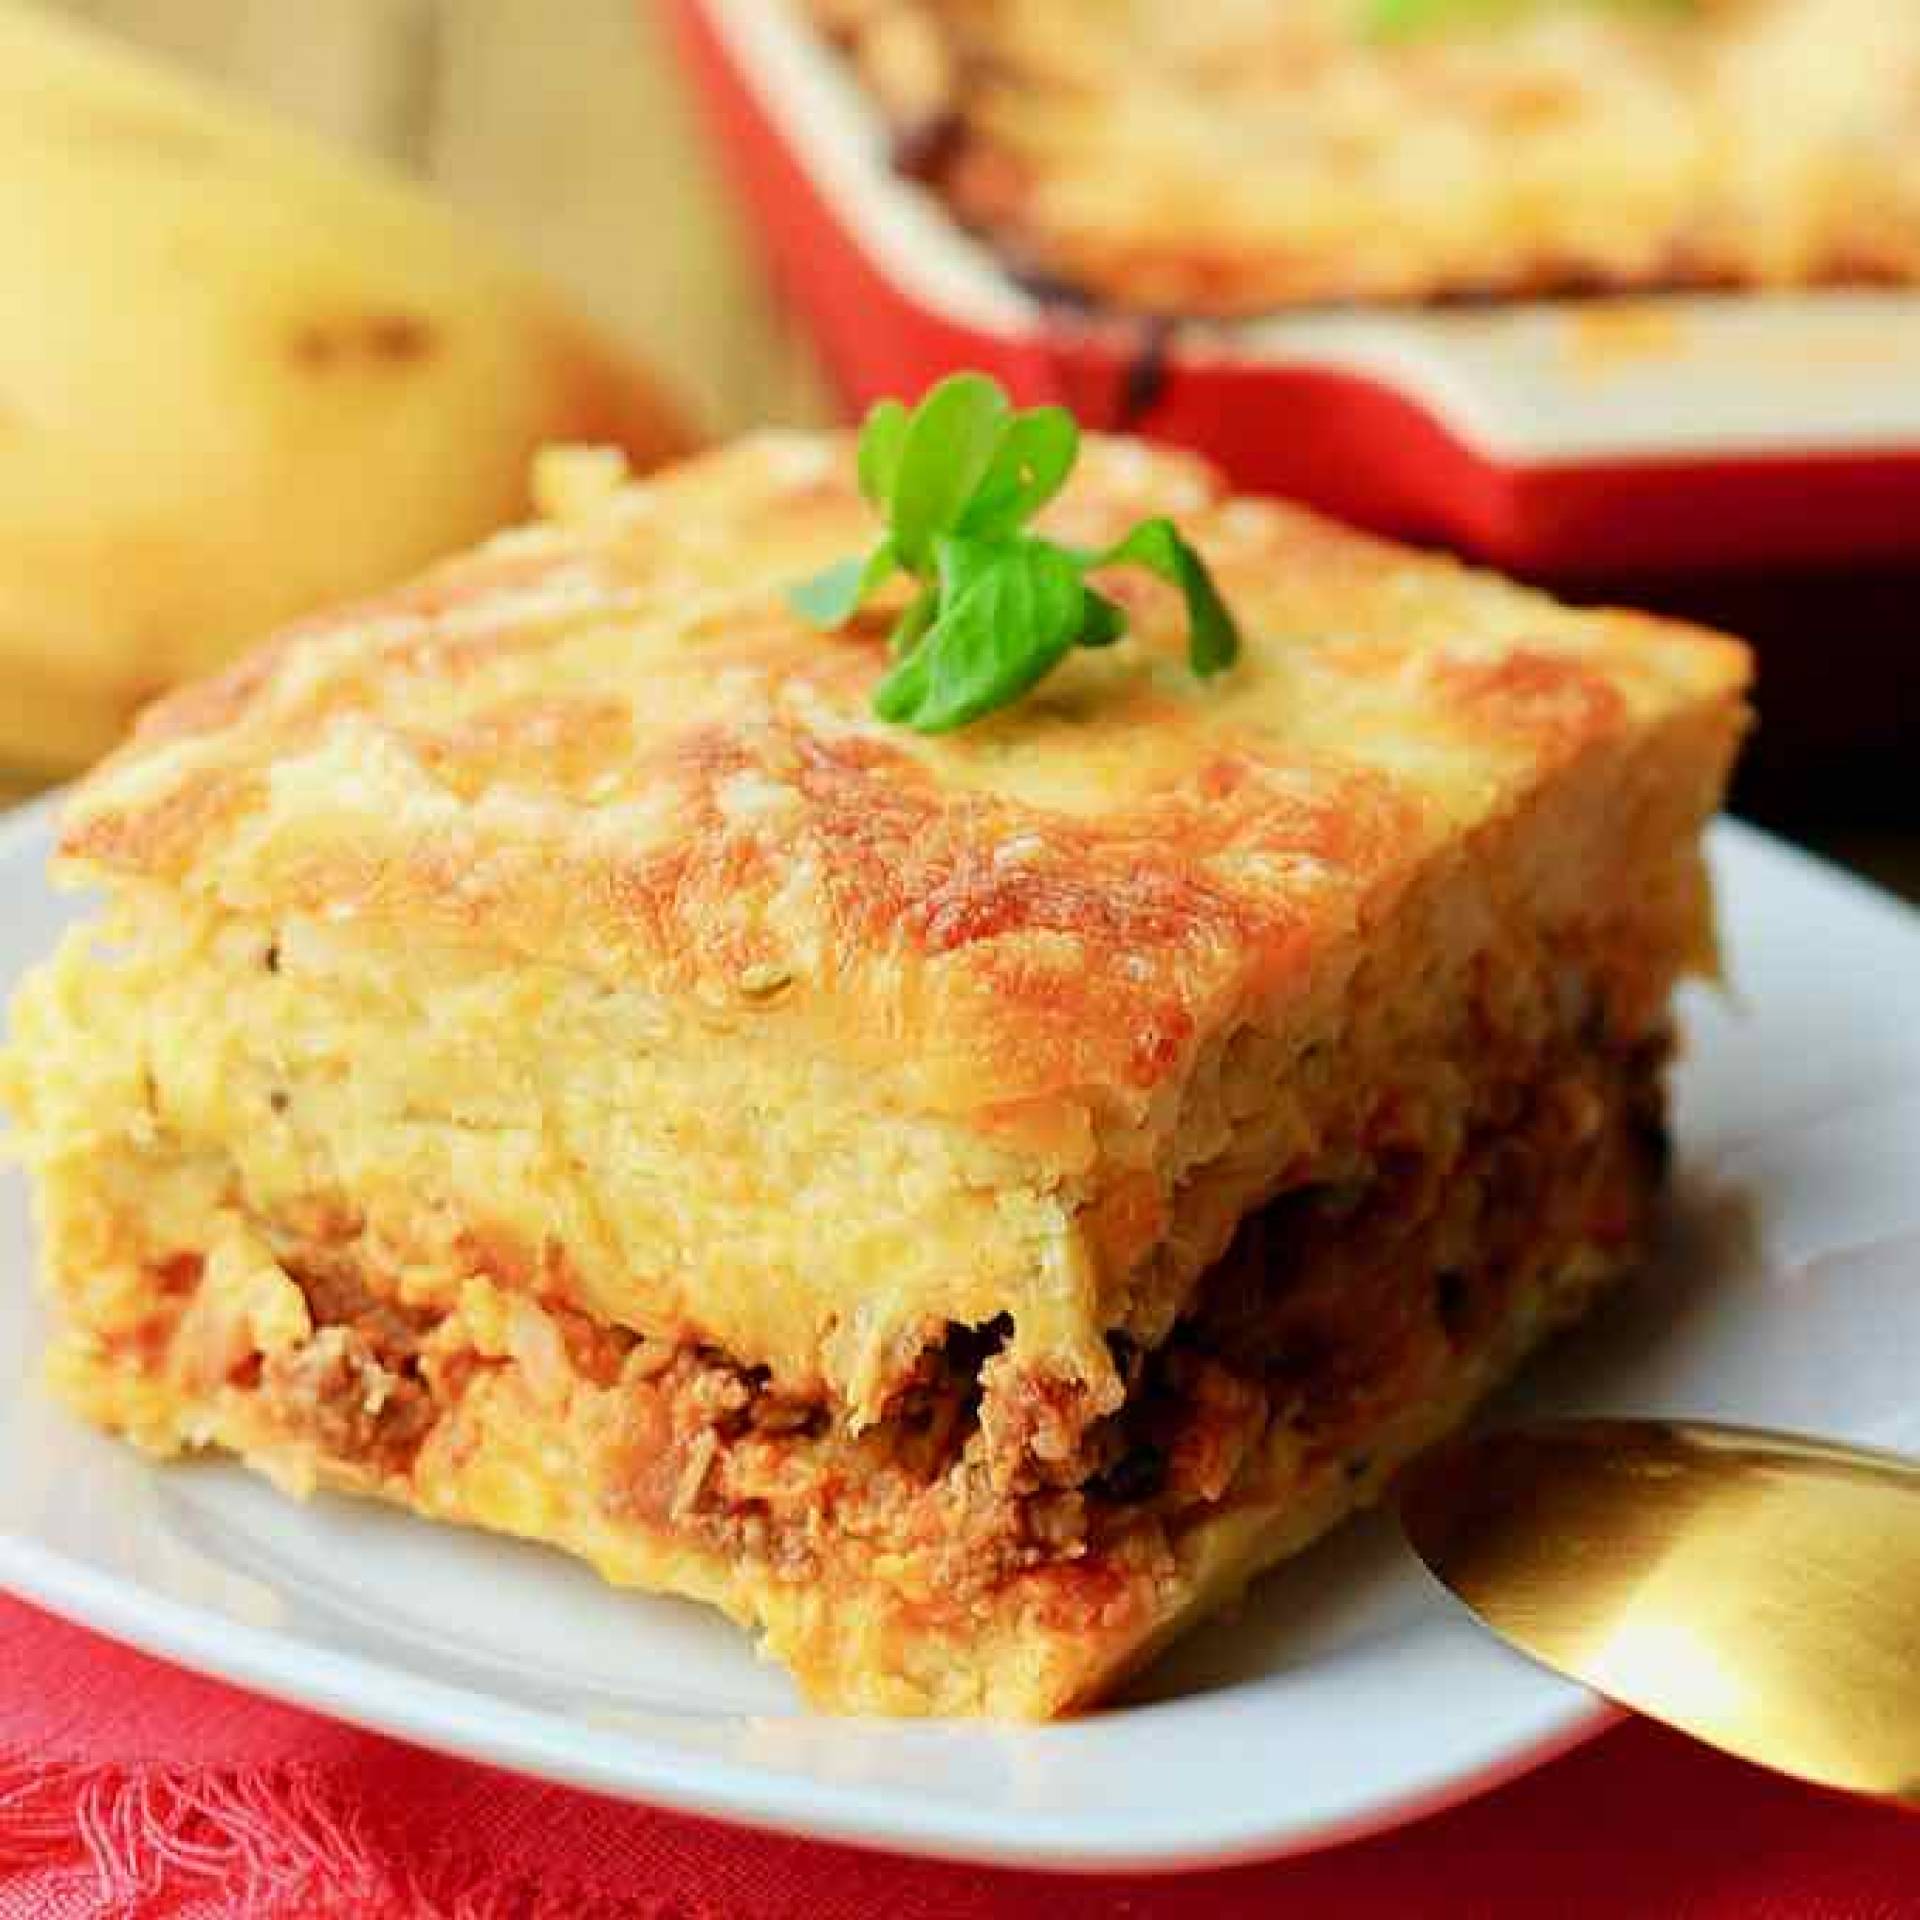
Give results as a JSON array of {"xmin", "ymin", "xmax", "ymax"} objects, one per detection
[
  {"xmin": 787, "ymin": 372, "xmax": 1248, "ymax": 727},
  {"xmin": 1075, "ymin": 587, "xmax": 1128, "ymax": 649},
  {"xmin": 957, "ymin": 406, "xmax": 1080, "ymax": 541},
  {"xmin": 888, "ymin": 580, "xmax": 939, "ymax": 659},
  {"xmin": 887, "ymin": 373, "xmax": 1012, "ymax": 571},
  {"xmin": 873, "ymin": 536, "xmax": 1086, "ymax": 733},
  {"xmin": 1091, "ymin": 519, "xmax": 1241, "ymax": 677},
  {"xmin": 1369, "ymin": 0, "xmax": 1691, "ymax": 36},
  {"xmin": 1368, "ymin": 0, "xmax": 1502, "ymax": 30},
  {"xmin": 787, "ymin": 539, "xmax": 896, "ymax": 628},
  {"xmin": 857, "ymin": 399, "xmax": 910, "ymax": 511}
]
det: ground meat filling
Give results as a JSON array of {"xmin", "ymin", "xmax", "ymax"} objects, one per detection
[
  {"xmin": 260, "ymin": 1267, "xmax": 441, "ymax": 1479},
  {"xmin": 217, "ymin": 1023, "xmax": 1667, "ymax": 1615},
  {"xmin": 1115, "ymin": 1024, "xmax": 1669, "ymax": 1497}
]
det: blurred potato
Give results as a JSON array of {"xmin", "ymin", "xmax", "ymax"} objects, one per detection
[{"xmin": 0, "ymin": 1, "xmax": 688, "ymax": 780}]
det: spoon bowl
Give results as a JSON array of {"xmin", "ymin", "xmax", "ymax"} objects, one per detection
[{"xmin": 1400, "ymin": 1418, "xmax": 1920, "ymax": 1803}]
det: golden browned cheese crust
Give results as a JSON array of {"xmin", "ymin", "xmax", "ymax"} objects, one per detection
[
  {"xmin": 804, "ymin": 0, "xmax": 1920, "ymax": 314},
  {"xmin": 59, "ymin": 433, "xmax": 1746, "ymax": 1119}
]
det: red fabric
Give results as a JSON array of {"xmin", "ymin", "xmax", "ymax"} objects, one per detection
[{"xmin": 0, "ymin": 1594, "xmax": 1913, "ymax": 1918}]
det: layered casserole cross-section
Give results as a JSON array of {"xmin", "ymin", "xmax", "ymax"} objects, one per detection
[{"xmin": 2, "ymin": 433, "xmax": 1748, "ymax": 1715}]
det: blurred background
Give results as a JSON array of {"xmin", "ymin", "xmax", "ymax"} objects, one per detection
[
  {"xmin": 49, "ymin": 1, "xmax": 832, "ymax": 440},
  {"xmin": 14, "ymin": 0, "xmax": 1919, "ymax": 896}
]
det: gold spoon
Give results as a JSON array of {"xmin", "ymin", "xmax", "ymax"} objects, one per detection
[{"xmin": 1399, "ymin": 1418, "xmax": 1920, "ymax": 1803}]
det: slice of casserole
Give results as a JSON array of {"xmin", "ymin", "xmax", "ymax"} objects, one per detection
[
  {"xmin": 805, "ymin": 0, "xmax": 1920, "ymax": 313},
  {"xmin": 1, "ymin": 432, "xmax": 1748, "ymax": 1716}
]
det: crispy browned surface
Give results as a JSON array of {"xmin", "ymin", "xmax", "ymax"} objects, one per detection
[
  {"xmin": 57, "ymin": 433, "xmax": 1747, "ymax": 1124},
  {"xmin": 804, "ymin": 0, "xmax": 1920, "ymax": 315}
]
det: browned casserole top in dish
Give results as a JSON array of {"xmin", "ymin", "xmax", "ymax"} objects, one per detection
[{"xmin": 804, "ymin": 0, "xmax": 1920, "ymax": 314}]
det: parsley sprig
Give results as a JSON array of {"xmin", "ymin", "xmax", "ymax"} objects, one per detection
[{"xmin": 788, "ymin": 374, "xmax": 1240, "ymax": 734}]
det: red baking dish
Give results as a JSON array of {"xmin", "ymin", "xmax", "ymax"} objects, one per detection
[{"xmin": 670, "ymin": 0, "xmax": 1920, "ymax": 578}]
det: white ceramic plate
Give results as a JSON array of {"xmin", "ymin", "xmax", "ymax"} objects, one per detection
[{"xmin": 3, "ymin": 796, "xmax": 1919, "ymax": 1872}]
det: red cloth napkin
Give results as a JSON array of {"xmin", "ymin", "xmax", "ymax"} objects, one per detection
[{"xmin": 0, "ymin": 1594, "xmax": 1912, "ymax": 1919}]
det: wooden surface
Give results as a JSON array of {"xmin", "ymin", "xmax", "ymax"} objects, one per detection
[{"xmin": 53, "ymin": 0, "xmax": 833, "ymax": 438}]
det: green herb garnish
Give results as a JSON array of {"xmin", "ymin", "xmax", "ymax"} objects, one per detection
[
  {"xmin": 788, "ymin": 373, "xmax": 1240, "ymax": 733},
  {"xmin": 1370, "ymin": 0, "xmax": 1692, "ymax": 35}
]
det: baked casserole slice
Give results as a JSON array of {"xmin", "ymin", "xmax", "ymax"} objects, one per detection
[
  {"xmin": 2, "ymin": 433, "xmax": 1748, "ymax": 1716},
  {"xmin": 806, "ymin": 0, "xmax": 1920, "ymax": 313}
]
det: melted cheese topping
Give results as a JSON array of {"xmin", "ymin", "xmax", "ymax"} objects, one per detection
[
  {"xmin": 58, "ymin": 434, "xmax": 1747, "ymax": 1124},
  {"xmin": 810, "ymin": 0, "xmax": 1920, "ymax": 311}
]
